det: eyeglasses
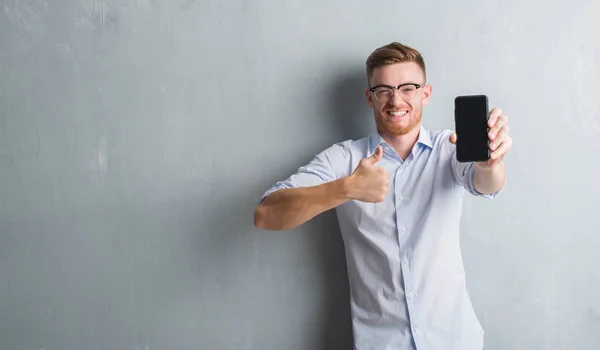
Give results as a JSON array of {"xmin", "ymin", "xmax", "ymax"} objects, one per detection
[{"xmin": 369, "ymin": 83, "xmax": 424, "ymax": 102}]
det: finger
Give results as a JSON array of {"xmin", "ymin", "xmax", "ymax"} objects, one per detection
[
  {"xmin": 490, "ymin": 136, "xmax": 512, "ymax": 160},
  {"xmin": 366, "ymin": 145, "xmax": 383, "ymax": 164},
  {"xmin": 488, "ymin": 108, "xmax": 502, "ymax": 128},
  {"xmin": 489, "ymin": 115, "xmax": 507, "ymax": 141},
  {"xmin": 449, "ymin": 132, "xmax": 457, "ymax": 144},
  {"xmin": 489, "ymin": 125, "xmax": 509, "ymax": 151}
]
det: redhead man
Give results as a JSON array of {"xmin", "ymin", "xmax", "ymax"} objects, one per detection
[{"xmin": 254, "ymin": 42, "xmax": 512, "ymax": 350}]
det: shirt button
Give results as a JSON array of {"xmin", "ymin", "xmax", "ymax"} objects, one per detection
[
  {"xmin": 400, "ymin": 227, "xmax": 407, "ymax": 233},
  {"xmin": 412, "ymin": 327, "xmax": 420, "ymax": 334},
  {"xmin": 398, "ymin": 195, "xmax": 404, "ymax": 201},
  {"xmin": 403, "ymin": 259, "xmax": 410, "ymax": 265},
  {"xmin": 408, "ymin": 293, "xmax": 416, "ymax": 300}
]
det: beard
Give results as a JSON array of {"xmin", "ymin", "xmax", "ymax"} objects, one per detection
[{"xmin": 375, "ymin": 109, "xmax": 422, "ymax": 136}]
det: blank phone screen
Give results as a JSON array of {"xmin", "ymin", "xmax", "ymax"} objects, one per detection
[{"xmin": 454, "ymin": 95, "xmax": 489, "ymax": 162}]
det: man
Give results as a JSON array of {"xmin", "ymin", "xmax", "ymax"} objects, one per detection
[{"xmin": 253, "ymin": 42, "xmax": 512, "ymax": 350}]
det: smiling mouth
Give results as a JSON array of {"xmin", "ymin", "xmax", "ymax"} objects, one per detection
[{"xmin": 387, "ymin": 110, "xmax": 408, "ymax": 117}]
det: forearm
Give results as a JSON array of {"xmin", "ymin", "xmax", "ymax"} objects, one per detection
[
  {"xmin": 473, "ymin": 162, "xmax": 506, "ymax": 194},
  {"xmin": 254, "ymin": 178, "xmax": 352, "ymax": 231}
]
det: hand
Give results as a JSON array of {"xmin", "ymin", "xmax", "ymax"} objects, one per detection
[
  {"xmin": 449, "ymin": 107, "xmax": 512, "ymax": 169},
  {"xmin": 346, "ymin": 145, "xmax": 390, "ymax": 202}
]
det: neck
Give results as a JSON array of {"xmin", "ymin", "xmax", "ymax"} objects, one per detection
[{"xmin": 379, "ymin": 124, "xmax": 421, "ymax": 160}]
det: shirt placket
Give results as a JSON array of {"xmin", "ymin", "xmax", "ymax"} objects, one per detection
[{"xmin": 394, "ymin": 155, "xmax": 426, "ymax": 349}]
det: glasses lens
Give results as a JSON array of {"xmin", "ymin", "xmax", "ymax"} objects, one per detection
[
  {"xmin": 400, "ymin": 85, "xmax": 417, "ymax": 99},
  {"xmin": 374, "ymin": 87, "xmax": 392, "ymax": 101}
]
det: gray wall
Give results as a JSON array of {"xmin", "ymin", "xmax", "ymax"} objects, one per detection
[{"xmin": 1, "ymin": 0, "xmax": 599, "ymax": 349}]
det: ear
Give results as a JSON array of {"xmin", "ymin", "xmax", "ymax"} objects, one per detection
[
  {"xmin": 421, "ymin": 84, "xmax": 432, "ymax": 106},
  {"xmin": 365, "ymin": 87, "xmax": 375, "ymax": 109}
]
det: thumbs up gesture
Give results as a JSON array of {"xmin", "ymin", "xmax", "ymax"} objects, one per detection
[{"xmin": 346, "ymin": 146, "xmax": 390, "ymax": 203}]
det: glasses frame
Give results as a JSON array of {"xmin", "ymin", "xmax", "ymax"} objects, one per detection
[{"xmin": 368, "ymin": 83, "xmax": 424, "ymax": 102}]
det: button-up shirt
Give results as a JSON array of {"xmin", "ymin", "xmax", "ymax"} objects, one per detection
[{"xmin": 260, "ymin": 125, "xmax": 500, "ymax": 350}]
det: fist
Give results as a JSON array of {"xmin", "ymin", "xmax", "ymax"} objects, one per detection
[{"xmin": 347, "ymin": 145, "xmax": 390, "ymax": 202}]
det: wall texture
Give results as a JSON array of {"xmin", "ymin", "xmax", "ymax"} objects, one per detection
[{"xmin": 1, "ymin": 0, "xmax": 599, "ymax": 349}]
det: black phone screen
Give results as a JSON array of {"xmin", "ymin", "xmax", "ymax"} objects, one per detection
[{"xmin": 454, "ymin": 95, "xmax": 490, "ymax": 163}]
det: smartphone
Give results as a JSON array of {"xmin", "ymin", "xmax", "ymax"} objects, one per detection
[{"xmin": 454, "ymin": 95, "xmax": 490, "ymax": 163}]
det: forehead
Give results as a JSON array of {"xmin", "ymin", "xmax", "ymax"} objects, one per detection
[{"xmin": 370, "ymin": 62, "xmax": 425, "ymax": 86}]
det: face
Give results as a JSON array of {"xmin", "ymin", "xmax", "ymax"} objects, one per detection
[{"xmin": 365, "ymin": 62, "xmax": 431, "ymax": 136}]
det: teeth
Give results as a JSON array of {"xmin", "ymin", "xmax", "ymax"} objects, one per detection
[{"xmin": 388, "ymin": 111, "xmax": 408, "ymax": 116}]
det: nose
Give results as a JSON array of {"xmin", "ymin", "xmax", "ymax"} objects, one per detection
[{"xmin": 389, "ymin": 89, "xmax": 404, "ymax": 106}]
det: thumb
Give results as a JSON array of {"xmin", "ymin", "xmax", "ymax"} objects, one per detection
[
  {"xmin": 365, "ymin": 145, "xmax": 383, "ymax": 164},
  {"xmin": 449, "ymin": 132, "xmax": 457, "ymax": 144}
]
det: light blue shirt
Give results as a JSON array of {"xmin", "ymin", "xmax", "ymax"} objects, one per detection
[{"xmin": 260, "ymin": 125, "xmax": 500, "ymax": 350}]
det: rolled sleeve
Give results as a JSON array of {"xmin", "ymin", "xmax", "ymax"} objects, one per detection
[
  {"xmin": 448, "ymin": 141, "xmax": 500, "ymax": 199},
  {"xmin": 259, "ymin": 142, "xmax": 348, "ymax": 203}
]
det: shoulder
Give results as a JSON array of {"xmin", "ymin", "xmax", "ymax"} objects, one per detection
[
  {"xmin": 316, "ymin": 139, "xmax": 351, "ymax": 161},
  {"xmin": 318, "ymin": 135, "xmax": 370, "ymax": 160},
  {"xmin": 312, "ymin": 136, "xmax": 370, "ymax": 177}
]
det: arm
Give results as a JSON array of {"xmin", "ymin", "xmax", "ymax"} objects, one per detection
[
  {"xmin": 473, "ymin": 162, "xmax": 506, "ymax": 195},
  {"xmin": 253, "ymin": 177, "xmax": 352, "ymax": 231},
  {"xmin": 449, "ymin": 108, "xmax": 512, "ymax": 197},
  {"xmin": 254, "ymin": 145, "xmax": 388, "ymax": 231}
]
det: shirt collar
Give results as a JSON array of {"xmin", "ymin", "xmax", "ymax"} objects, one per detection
[{"xmin": 369, "ymin": 125, "xmax": 433, "ymax": 155}]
